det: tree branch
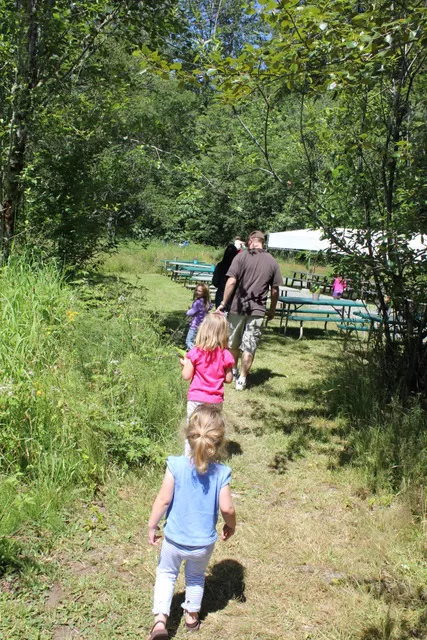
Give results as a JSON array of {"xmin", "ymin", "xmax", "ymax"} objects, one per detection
[{"xmin": 232, "ymin": 105, "xmax": 283, "ymax": 183}]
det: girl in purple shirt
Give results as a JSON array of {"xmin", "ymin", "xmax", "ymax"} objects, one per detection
[{"xmin": 185, "ymin": 283, "xmax": 211, "ymax": 350}]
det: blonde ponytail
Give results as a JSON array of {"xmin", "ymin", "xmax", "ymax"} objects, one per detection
[{"xmin": 186, "ymin": 404, "xmax": 226, "ymax": 474}]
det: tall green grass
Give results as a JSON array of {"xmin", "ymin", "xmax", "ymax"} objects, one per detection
[
  {"xmin": 0, "ymin": 257, "xmax": 184, "ymax": 554},
  {"xmin": 323, "ymin": 347, "xmax": 427, "ymax": 502},
  {"xmin": 103, "ymin": 240, "xmax": 218, "ymax": 275}
]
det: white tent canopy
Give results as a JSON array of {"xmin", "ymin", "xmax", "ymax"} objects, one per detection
[
  {"xmin": 267, "ymin": 229, "xmax": 331, "ymax": 252},
  {"xmin": 409, "ymin": 234, "xmax": 427, "ymax": 251},
  {"xmin": 267, "ymin": 229, "xmax": 426, "ymax": 255}
]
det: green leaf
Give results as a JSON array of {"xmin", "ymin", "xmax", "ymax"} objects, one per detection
[{"xmin": 265, "ymin": 0, "xmax": 278, "ymax": 10}]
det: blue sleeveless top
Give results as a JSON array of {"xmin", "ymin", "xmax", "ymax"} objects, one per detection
[{"xmin": 164, "ymin": 456, "xmax": 231, "ymax": 547}]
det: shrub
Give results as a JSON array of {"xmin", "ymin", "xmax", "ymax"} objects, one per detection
[
  {"xmin": 0, "ymin": 257, "xmax": 183, "ymax": 544},
  {"xmin": 323, "ymin": 347, "xmax": 427, "ymax": 498}
]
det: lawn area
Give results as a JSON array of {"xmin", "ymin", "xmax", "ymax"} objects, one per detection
[{"xmin": 1, "ymin": 245, "xmax": 425, "ymax": 640}]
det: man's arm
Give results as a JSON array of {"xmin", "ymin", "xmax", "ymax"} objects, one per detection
[
  {"xmin": 218, "ymin": 276, "xmax": 237, "ymax": 310},
  {"xmin": 267, "ymin": 285, "xmax": 279, "ymax": 321}
]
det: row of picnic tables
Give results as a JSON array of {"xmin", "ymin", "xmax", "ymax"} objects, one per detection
[
  {"xmin": 160, "ymin": 259, "xmax": 215, "ymax": 287},
  {"xmin": 160, "ymin": 259, "xmax": 390, "ymax": 339}
]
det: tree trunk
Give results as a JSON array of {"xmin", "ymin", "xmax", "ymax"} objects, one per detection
[{"xmin": 1, "ymin": 0, "xmax": 38, "ymax": 263}]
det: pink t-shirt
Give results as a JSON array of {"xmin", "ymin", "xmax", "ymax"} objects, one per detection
[
  {"xmin": 333, "ymin": 278, "xmax": 346, "ymax": 295},
  {"xmin": 187, "ymin": 347, "xmax": 235, "ymax": 403}
]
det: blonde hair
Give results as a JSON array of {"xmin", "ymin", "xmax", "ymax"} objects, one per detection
[
  {"xmin": 194, "ymin": 312, "xmax": 229, "ymax": 351},
  {"xmin": 187, "ymin": 404, "xmax": 226, "ymax": 474},
  {"xmin": 194, "ymin": 283, "xmax": 211, "ymax": 311}
]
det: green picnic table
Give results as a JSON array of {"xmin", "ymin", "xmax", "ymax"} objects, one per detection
[{"xmin": 278, "ymin": 295, "xmax": 366, "ymax": 339}]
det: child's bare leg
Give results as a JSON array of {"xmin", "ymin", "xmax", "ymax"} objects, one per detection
[{"xmin": 184, "ymin": 610, "xmax": 199, "ymax": 626}]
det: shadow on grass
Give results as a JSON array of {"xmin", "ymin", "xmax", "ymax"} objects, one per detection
[
  {"xmin": 225, "ymin": 440, "xmax": 243, "ymax": 458},
  {"xmin": 247, "ymin": 389, "xmax": 332, "ymax": 473},
  {"xmin": 247, "ymin": 367, "xmax": 289, "ymax": 388},
  {"xmin": 248, "ymin": 400, "xmax": 330, "ymax": 437},
  {"xmin": 0, "ymin": 537, "xmax": 41, "ymax": 578},
  {"xmin": 167, "ymin": 559, "xmax": 246, "ymax": 637},
  {"xmin": 349, "ymin": 575, "xmax": 427, "ymax": 609},
  {"xmin": 264, "ymin": 324, "xmax": 350, "ymax": 344},
  {"xmin": 360, "ymin": 608, "xmax": 427, "ymax": 639}
]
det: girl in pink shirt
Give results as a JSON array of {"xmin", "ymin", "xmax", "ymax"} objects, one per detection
[
  {"xmin": 181, "ymin": 313, "xmax": 234, "ymax": 427},
  {"xmin": 332, "ymin": 274, "xmax": 346, "ymax": 299}
]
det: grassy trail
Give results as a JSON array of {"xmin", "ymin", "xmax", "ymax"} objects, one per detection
[{"xmin": 3, "ymin": 273, "xmax": 425, "ymax": 639}]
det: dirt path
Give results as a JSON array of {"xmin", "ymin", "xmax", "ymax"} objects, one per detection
[{"xmin": 4, "ymin": 274, "xmax": 425, "ymax": 640}]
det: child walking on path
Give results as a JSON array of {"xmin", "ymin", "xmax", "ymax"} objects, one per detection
[
  {"xmin": 185, "ymin": 283, "xmax": 211, "ymax": 350},
  {"xmin": 181, "ymin": 313, "xmax": 234, "ymax": 425},
  {"xmin": 147, "ymin": 405, "xmax": 236, "ymax": 640}
]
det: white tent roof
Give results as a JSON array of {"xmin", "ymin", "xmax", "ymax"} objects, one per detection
[
  {"xmin": 267, "ymin": 229, "xmax": 334, "ymax": 252},
  {"xmin": 268, "ymin": 229, "xmax": 427, "ymax": 255},
  {"xmin": 409, "ymin": 234, "xmax": 427, "ymax": 251}
]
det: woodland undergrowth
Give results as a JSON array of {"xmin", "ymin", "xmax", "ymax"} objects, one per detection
[{"xmin": 0, "ymin": 254, "xmax": 183, "ymax": 568}]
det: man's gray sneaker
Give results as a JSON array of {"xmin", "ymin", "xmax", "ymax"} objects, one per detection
[{"xmin": 235, "ymin": 378, "xmax": 246, "ymax": 391}]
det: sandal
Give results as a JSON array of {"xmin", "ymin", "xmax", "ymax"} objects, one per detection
[
  {"xmin": 185, "ymin": 618, "xmax": 201, "ymax": 632},
  {"xmin": 148, "ymin": 620, "xmax": 168, "ymax": 640}
]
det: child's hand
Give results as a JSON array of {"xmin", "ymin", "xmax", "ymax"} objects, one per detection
[
  {"xmin": 221, "ymin": 524, "xmax": 235, "ymax": 541},
  {"xmin": 179, "ymin": 357, "xmax": 186, "ymax": 367},
  {"xmin": 148, "ymin": 526, "xmax": 162, "ymax": 546}
]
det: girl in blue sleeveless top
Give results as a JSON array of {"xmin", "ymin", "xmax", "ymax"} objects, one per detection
[{"xmin": 147, "ymin": 404, "xmax": 236, "ymax": 640}]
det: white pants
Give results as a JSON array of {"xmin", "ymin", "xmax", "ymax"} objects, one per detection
[
  {"xmin": 153, "ymin": 537, "xmax": 215, "ymax": 615},
  {"xmin": 185, "ymin": 401, "xmax": 204, "ymax": 455}
]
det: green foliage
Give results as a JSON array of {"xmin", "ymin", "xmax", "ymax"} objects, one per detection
[
  {"xmin": 68, "ymin": 277, "xmax": 184, "ymax": 467},
  {"xmin": 323, "ymin": 349, "xmax": 427, "ymax": 497},
  {"xmin": 0, "ymin": 0, "xmax": 181, "ymax": 262},
  {"xmin": 186, "ymin": 0, "xmax": 427, "ymax": 396},
  {"xmin": 180, "ymin": 0, "xmax": 263, "ymax": 58},
  {"xmin": 0, "ymin": 255, "xmax": 183, "ymax": 542}
]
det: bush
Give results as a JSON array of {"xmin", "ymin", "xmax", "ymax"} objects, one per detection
[
  {"xmin": 0, "ymin": 257, "xmax": 184, "ymax": 543},
  {"xmin": 68, "ymin": 276, "xmax": 184, "ymax": 466},
  {"xmin": 323, "ymin": 347, "xmax": 427, "ymax": 499}
]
